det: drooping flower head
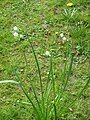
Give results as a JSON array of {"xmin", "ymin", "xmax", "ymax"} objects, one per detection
[
  {"xmin": 13, "ymin": 32, "xmax": 19, "ymax": 37},
  {"xmin": 45, "ymin": 51, "xmax": 51, "ymax": 57},
  {"xmin": 12, "ymin": 26, "xmax": 19, "ymax": 37},
  {"xmin": 60, "ymin": 33, "xmax": 64, "ymax": 38},
  {"xmin": 13, "ymin": 26, "xmax": 19, "ymax": 32}
]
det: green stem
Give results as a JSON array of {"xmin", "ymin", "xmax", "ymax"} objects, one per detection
[
  {"xmin": 63, "ymin": 53, "xmax": 74, "ymax": 91},
  {"xmin": 23, "ymin": 51, "xmax": 43, "ymax": 118},
  {"xmin": 28, "ymin": 39, "xmax": 45, "ymax": 118},
  {"xmin": 50, "ymin": 54, "xmax": 57, "ymax": 120},
  {"xmin": 13, "ymin": 69, "xmax": 41, "ymax": 120}
]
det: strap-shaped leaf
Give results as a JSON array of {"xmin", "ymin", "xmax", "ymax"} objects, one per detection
[{"xmin": 0, "ymin": 80, "xmax": 19, "ymax": 84}]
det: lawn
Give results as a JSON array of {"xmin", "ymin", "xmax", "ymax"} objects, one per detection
[{"xmin": 0, "ymin": 0, "xmax": 90, "ymax": 120}]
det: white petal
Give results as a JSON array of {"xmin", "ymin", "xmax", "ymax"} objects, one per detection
[
  {"xmin": 13, "ymin": 32, "xmax": 18, "ymax": 37},
  {"xmin": 60, "ymin": 33, "xmax": 64, "ymax": 38},
  {"xmin": 62, "ymin": 37, "xmax": 67, "ymax": 41},
  {"xmin": 20, "ymin": 34, "xmax": 24, "ymax": 39},
  {"xmin": 13, "ymin": 26, "xmax": 19, "ymax": 31},
  {"xmin": 45, "ymin": 51, "xmax": 51, "ymax": 57}
]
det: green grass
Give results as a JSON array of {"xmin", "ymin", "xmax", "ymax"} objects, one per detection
[{"xmin": 0, "ymin": 0, "xmax": 90, "ymax": 120}]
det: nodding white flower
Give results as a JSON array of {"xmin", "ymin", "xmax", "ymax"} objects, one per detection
[
  {"xmin": 60, "ymin": 33, "xmax": 64, "ymax": 38},
  {"xmin": 45, "ymin": 51, "xmax": 51, "ymax": 57},
  {"xmin": 62, "ymin": 37, "xmax": 67, "ymax": 41},
  {"xmin": 13, "ymin": 26, "xmax": 19, "ymax": 32},
  {"xmin": 13, "ymin": 32, "xmax": 18, "ymax": 37},
  {"xmin": 20, "ymin": 34, "xmax": 24, "ymax": 39}
]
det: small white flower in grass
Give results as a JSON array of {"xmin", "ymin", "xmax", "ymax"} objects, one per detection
[
  {"xmin": 13, "ymin": 32, "xmax": 18, "ymax": 37},
  {"xmin": 60, "ymin": 33, "xmax": 64, "ymax": 38},
  {"xmin": 62, "ymin": 36, "xmax": 67, "ymax": 41},
  {"xmin": 20, "ymin": 34, "xmax": 24, "ymax": 39},
  {"xmin": 45, "ymin": 51, "xmax": 51, "ymax": 57},
  {"xmin": 13, "ymin": 26, "xmax": 19, "ymax": 32}
]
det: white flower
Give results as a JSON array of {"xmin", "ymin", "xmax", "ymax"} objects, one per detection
[
  {"xmin": 20, "ymin": 34, "xmax": 24, "ymax": 39},
  {"xmin": 62, "ymin": 37, "xmax": 67, "ymax": 41},
  {"xmin": 13, "ymin": 32, "xmax": 18, "ymax": 37},
  {"xmin": 13, "ymin": 26, "xmax": 19, "ymax": 32},
  {"xmin": 60, "ymin": 33, "xmax": 64, "ymax": 38},
  {"xmin": 45, "ymin": 51, "xmax": 51, "ymax": 57}
]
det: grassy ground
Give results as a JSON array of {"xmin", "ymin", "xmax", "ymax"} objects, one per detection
[{"xmin": 0, "ymin": 0, "xmax": 90, "ymax": 120}]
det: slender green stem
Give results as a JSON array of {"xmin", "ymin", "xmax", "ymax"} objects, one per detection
[
  {"xmin": 23, "ymin": 51, "xmax": 28, "ymax": 67},
  {"xmin": 45, "ymin": 81, "xmax": 52, "ymax": 120},
  {"xmin": 13, "ymin": 69, "xmax": 41, "ymax": 120},
  {"xmin": 63, "ymin": 53, "xmax": 74, "ymax": 91},
  {"xmin": 28, "ymin": 39, "xmax": 45, "ymax": 118},
  {"xmin": 31, "ymin": 82, "xmax": 43, "ymax": 116},
  {"xmin": 28, "ymin": 40, "xmax": 43, "ymax": 97},
  {"xmin": 50, "ymin": 54, "xmax": 57, "ymax": 120},
  {"xmin": 62, "ymin": 59, "xmax": 67, "ymax": 87},
  {"xmin": 23, "ymin": 51, "xmax": 43, "ymax": 117},
  {"xmin": 44, "ymin": 57, "xmax": 52, "ymax": 100}
]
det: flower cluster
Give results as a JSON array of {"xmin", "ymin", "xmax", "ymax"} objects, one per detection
[
  {"xmin": 60, "ymin": 33, "xmax": 68, "ymax": 43},
  {"xmin": 12, "ymin": 26, "xmax": 25, "ymax": 39},
  {"xmin": 12, "ymin": 26, "xmax": 19, "ymax": 37}
]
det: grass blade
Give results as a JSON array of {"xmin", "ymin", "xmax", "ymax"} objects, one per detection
[
  {"xmin": 50, "ymin": 53, "xmax": 57, "ymax": 120},
  {"xmin": 63, "ymin": 53, "xmax": 74, "ymax": 91},
  {"xmin": 13, "ymin": 68, "xmax": 41, "ymax": 120},
  {"xmin": 23, "ymin": 51, "xmax": 43, "ymax": 117},
  {"xmin": 0, "ymin": 80, "xmax": 19, "ymax": 84},
  {"xmin": 28, "ymin": 39, "xmax": 45, "ymax": 118}
]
